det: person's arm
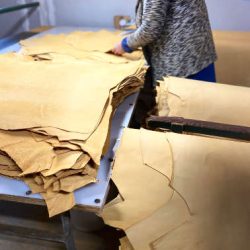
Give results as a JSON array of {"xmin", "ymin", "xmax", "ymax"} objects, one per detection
[
  {"xmin": 112, "ymin": 0, "xmax": 169, "ymax": 55},
  {"xmin": 127, "ymin": 0, "xmax": 169, "ymax": 50}
]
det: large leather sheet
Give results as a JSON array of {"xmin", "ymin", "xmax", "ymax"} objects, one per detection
[
  {"xmin": 21, "ymin": 30, "xmax": 121, "ymax": 54},
  {"xmin": 0, "ymin": 54, "xmax": 143, "ymax": 136},
  {"xmin": 157, "ymin": 76, "xmax": 250, "ymax": 127},
  {"xmin": 103, "ymin": 128, "xmax": 250, "ymax": 250},
  {"xmin": 20, "ymin": 30, "xmax": 143, "ymax": 63}
]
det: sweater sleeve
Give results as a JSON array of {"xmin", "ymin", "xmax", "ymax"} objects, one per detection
[{"xmin": 127, "ymin": 0, "xmax": 169, "ymax": 50}]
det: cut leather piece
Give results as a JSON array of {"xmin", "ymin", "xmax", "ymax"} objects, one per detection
[
  {"xmin": 160, "ymin": 76, "xmax": 250, "ymax": 127},
  {"xmin": 41, "ymin": 188, "xmax": 75, "ymax": 217},
  {"xmin": 41, "ymin": 169, "xmax": 84, "ymax": 190},
  {"xmin": 81, "ymin": 164, "xmax": 98, "ymax": 178},
  {"xmin": 0, "ymin": 164, "xmax": 20, "ymax": 171},
  {"xmin": 59, "ymin": 175, "xmax": 96, "ymax": 193},
  {"xmin": 52, "ymin": 180, "xmax": 60, "ymax": 192},
  {"xmin": 30, "ymin": 127, "xmax": 90, "ymax": 142},
  {"xmin": 24, "ymin": 177, "xmax": 46, "ymax": 194},
  {"xmin": 0, "ymin": 167, "xmax": 22, "ymax": 178},
  {"xmin": 0, "ymin": 160, "xmax": 21, "ymax": 179},
  {"xmin": 70, "ymin": 153, "xmax": 91, "ymax": 170},
  {"xmin": 41, "ymin": 150, "xmax": 83, "ymax": 177},
  {"xmin": 46, "ymin": 139, "xmax": 81, "ymax": 151},
  {"xmin": 41, "ymin": 175, "xmax": 57, "ymax": 190},
  {"xmin": 55, "ymin": 169, "xmax": 84, "ymax": 179},
  {"xmin": 126, "ymin": 193, "xmax": 190, "ymax": 250},
  {"xmin": 0, "ymin": 152, "xmax": 17, "ymax": 166},
  {"xmin": 31, "ymin": 133, "xmax": 81, "ymax": 151},
  {"xmin": 34, "ymin": 175, "xmax": 44, "ymax": 185},
  {"xmin": 41, "ymin": 157, "xmax": 90, "ymax": 189},
  {"xmin": 0, "ymin": 130, "xmax": 55, "ymax": 175}
]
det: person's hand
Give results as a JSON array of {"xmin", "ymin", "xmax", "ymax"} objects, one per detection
[{"xmin": 112, "ymin": 42, "xmax": 125, "ymax": 56}]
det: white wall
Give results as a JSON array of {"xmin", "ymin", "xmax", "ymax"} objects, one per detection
[
  {"xmin": 205, "ymin": 0, "xmax": 250, "ymax": 31},
  {"xmin": 37, "ymin": 0, "xmax": 250, "ymax": 31},
  {"xmin": 2, "ymin": 0, "xmax": 249, "ymax": 36},
  {"xmin": 39, "ymin": 0, "xmax": 137, "ymax": 28}
]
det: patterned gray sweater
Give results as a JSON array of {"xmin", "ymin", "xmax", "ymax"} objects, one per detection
[{"xmin": 127, "ymin": 0, "xmax": 217, "ymax": 81}]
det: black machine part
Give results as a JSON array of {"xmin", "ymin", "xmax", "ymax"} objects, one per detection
[{"xmin": 147, "ymin": 116, "xmax": 250, "ymax": 141}]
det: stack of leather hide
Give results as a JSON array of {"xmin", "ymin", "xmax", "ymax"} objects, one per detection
[{"xmin": 0, "ymin": 30, "xmax": 145, "ymax": 217}]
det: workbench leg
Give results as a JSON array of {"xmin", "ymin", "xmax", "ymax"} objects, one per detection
[{"xmin": 61, "ymin": 212, "xmax": 76, "ymax": 250}]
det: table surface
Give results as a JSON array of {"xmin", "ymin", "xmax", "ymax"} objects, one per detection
[{"xmin": 0, "ymin": 27, "xmax": 138, "ymax": 212}]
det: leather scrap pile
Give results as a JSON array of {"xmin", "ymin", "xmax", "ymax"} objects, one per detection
[{"xmin": 0, "ymin": 30, "xmax": 145, "ymax": 217}]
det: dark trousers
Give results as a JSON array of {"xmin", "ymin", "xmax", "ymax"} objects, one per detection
[
  {"xmin": 187, "ymin": 63, "xmax": 216, "ymax": 82},
  {"xmin": 130, "ymin": 67, "xmax": 156, "ymax": 129}
]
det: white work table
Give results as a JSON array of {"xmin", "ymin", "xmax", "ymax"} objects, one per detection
[{"xmin": 0, "ymin": 27, "xmax": 138, "ymax": 212}]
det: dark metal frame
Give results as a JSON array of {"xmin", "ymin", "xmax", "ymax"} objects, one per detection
[
  {"xmin": 0, "ymin": 210, "xmax": 76, "ymax": 250},
  {"xmin": 147, "ymin": 116, "xmax": 250, "ymax": 141},
  {"xmin": 0, "ymin": 2, "xmax": 39, "ymax": 15}
]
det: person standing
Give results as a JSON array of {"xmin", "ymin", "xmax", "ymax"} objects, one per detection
[{"xmin": 112, "ymin": 0, "xmax": 217, "ymax": 83}]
